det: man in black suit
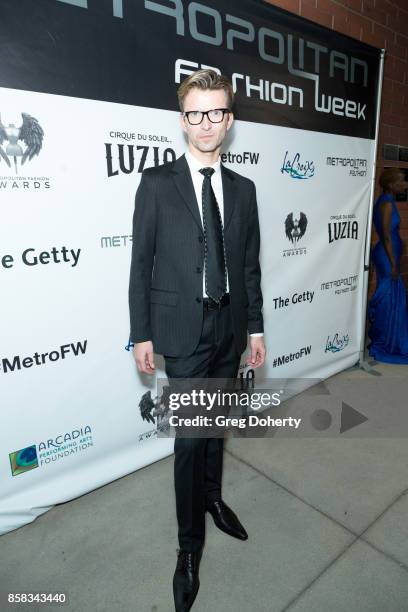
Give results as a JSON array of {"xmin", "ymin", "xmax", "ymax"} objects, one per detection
[{"xmin": 129, "ymin": 69, "xmax": 265, "ymax": 611}]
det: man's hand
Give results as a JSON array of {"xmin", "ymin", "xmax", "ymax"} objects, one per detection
[
  {"xmin": 246, "ymin": 336, "xmax": 266, "ymax": 369},
  {"xmin": 133, "ymin": 340, "xmax": 155, "ymax": 374}
]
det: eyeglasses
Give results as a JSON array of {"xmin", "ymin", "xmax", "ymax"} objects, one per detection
[{"xmin": 183, "ymin": 108, "xmax": 230, "ymax": 125}]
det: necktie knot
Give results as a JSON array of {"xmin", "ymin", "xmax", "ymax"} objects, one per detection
[{"xmin": 199, "ymin": 167, "xmax": 215, "ymax": 179}]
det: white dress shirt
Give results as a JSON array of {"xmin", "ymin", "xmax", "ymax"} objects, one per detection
[{"xmin": 185, "ymin": 149, "xmax": 263, "ymax": 338}]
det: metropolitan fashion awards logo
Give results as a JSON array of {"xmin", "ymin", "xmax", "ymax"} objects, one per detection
[
  {"xmin": 281, "ymin": 151, "xmax": 315, "ymax": 179},
  {"xmin": 0, "ymin": 112, "xmax": 50, "ymax": 190},
  {"xmin": 283, "ymin": 212, "xmax": 308, "ymax": 257},
  {"xmin": 0, "ymin": 113, "xmax": 43, "ymax": 173}
]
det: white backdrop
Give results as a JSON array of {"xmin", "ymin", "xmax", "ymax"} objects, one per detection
[{"xmin": 0, "ymin": 86, "xmax": 375, "ymax": 533}]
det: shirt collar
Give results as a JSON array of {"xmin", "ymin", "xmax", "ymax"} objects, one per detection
[{"xmin": 185, "ymin": 149, "xmax": 221, "ymax": 175}]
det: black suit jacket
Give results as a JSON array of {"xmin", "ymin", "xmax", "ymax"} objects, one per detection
[{"xmin": 128, "ymin": 154, "xmax": 263, "ymax": 357}]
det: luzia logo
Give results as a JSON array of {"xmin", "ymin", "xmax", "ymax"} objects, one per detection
[
  {"xmin": 325, "ymin": 333, "xmax": 350, "ymax": 353},
  {"xmin": 281, "ymin": 151, "xmax": 315, "ymax": 179}
]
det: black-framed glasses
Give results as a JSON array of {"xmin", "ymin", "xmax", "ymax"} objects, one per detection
[{"xmin": 183, "ymin": 108, "xmax": 230, "ymax": 125}]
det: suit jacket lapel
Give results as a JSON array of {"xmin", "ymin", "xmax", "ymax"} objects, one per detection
[
  {"xmin": 221, "ymin": 164, "xmax": 237, "ymax": 232},
  {"xmin": 171, "ymin": 154, "xmax": 203, "ymax": 233}
]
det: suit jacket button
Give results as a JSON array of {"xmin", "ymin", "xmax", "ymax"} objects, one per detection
[
  {"xmin": 196, "ymin": 267, "xmax": 202, "ymax": 273},
  {"xmin": 196, "ymin": 297, "xmax": 202, "ymax": 303},
  {"xmin": 198, "ymin": 236, "xmax": 203, "ymax": 242}
]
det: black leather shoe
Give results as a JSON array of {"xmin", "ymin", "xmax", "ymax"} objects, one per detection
[
  {"xmin": 206, "ymin": 499, "xmax": 248, "ymax": 540},
  {"xmin": 173, "ymin": 548, "xmax": 202, "ymax": 611}
]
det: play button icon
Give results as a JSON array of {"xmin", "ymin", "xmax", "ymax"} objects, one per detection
[{"xmin": 340, "ymin": 402, "xmax": 368, "ymax": 433}]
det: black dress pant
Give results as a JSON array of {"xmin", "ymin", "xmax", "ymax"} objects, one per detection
[{"xmin": 164, "ymin": 301, "xmax": 241, "ymax": 553}]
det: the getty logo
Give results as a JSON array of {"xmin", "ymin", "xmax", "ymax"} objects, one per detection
[{"xmin": 281, "ymin": 151, "xmax": 315, "ymax": 179}]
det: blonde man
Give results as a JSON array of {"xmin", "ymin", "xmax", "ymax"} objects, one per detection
[{"xmin": 129, "ymin": 69, "xmax": 265, "ymax": 611}]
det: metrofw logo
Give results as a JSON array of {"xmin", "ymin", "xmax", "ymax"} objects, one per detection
[{"xmin": 0, "ymin": 113, "xmax": 44, "ymax": 174}]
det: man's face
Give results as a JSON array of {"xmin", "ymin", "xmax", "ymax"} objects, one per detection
[{"xmin": 180, "ymin": 88, "xmax": 233, "ymax": 155}]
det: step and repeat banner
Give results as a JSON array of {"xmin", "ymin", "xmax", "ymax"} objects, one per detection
[{"xmin": 0, "ymin": 0, "xmax": 381, "ymax": 533}]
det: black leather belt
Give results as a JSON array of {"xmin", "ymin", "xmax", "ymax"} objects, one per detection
[{"xmin": 203, "ymin": 293, "xmax": 230, "ymax": 311}]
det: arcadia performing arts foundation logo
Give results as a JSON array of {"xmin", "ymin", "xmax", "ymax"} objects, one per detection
[
  {"xmin": 9, "ymin": 445, "xmax": 38, "ymax": 476},
  {"xmin": 9, "ymin": 425, "xmax": 94, "ymax": 476}
]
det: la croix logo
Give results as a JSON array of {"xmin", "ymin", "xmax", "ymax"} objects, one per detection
[
  {"xmin": 281, "ymin": 151, "xmax": 315, "ymax": 179},
  {"xmin": 325, "ymin": 333, "xmax": 350, "ymax": 353}
]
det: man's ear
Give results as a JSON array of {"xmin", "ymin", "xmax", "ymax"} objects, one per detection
[
  {"xmin": 226, "ymin": 112, "xmax": 234, "ymax": 131},
  {"xmin": 179, "ymin": 113, "xmax": 187, "ymax": 133}
]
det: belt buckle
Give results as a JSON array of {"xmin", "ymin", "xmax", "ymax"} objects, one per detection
[{"xmin": 208, "ymin": 296, "xmax": 222, "ymax": 310}]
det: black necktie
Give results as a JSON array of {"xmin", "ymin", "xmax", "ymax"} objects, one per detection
[{"xmin": 199, "ymin": 167, "xmax": 227, "ymax": 303}]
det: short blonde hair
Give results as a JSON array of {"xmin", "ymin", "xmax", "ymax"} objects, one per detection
[
  {"xmin": 379, "ymin": 167, "xmax": 404, "ymax": 190},
  {"xmin": 177, "ymin": 69, "xmax": 234, "ymax": 112}
]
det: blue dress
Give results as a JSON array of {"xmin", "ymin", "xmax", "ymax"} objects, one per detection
[{"xmin": 368, "ymin": 192, "xmax": 408, "ymax": 363}]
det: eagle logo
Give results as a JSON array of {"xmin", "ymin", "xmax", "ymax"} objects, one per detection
[
  {"xmin": 139, "ymin": 387, "xmax": 171, "ymax": 426},
  {"xmin": 285, "ymin": 212, "xmax": 308, "ymax": 243},
  {"xmin": 0, "ymin": 113, "xmax": 44, "ymax": 174}
]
